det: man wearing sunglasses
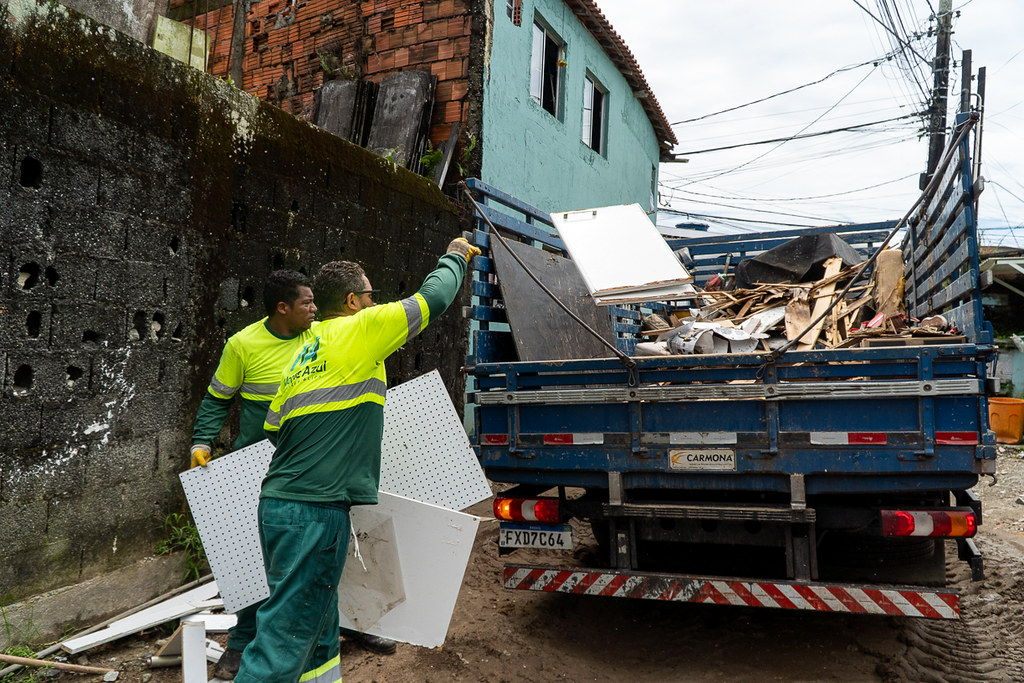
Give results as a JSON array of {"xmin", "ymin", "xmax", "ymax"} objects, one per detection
[{"xmin": 234, "ymin": 237, "xmax": 480, "ymax": 683}]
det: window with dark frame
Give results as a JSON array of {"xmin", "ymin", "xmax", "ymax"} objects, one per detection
[
  {"xmin": 582, "ymin": 75, "xmax": 606, "ymax": 154},
  {"xmin": 530, "ymin": 22, "xmax": 562, "ymax": 118}
]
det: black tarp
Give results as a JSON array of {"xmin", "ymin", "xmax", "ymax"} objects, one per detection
[{"xmin": 734, "ymin": 233, "xmax": 864, "ymax": 288}]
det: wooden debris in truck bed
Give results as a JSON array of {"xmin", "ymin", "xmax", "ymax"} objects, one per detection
[{"xmin": 646, "ymin": 255, "xmax": 964, "ymax": 354}]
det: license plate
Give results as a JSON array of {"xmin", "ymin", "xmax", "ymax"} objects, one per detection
[
  {"xmin": 499, "ymin": 523, "xmax": 572, "ymax": 550},
  {"xmin": 669, "ymin": 448, "xmax": 737, "ymax": 471}
]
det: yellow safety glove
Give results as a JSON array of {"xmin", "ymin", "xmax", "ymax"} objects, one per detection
[
  {"xmin": 446, "ymin": 237, "xmax": 481, "ymax": 264},
  {"xmin": 190, "ymin": 445, "xmax": 212, "ymax": 469}
]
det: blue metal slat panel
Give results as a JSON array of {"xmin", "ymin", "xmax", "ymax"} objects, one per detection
[
  {"xmin": 472, "ymin": 279, "xmax": 501, "ymax": 298},
  {"xmin": 474, "ymin": 204, "xmax": 565, "ymax": 250},
  {"xmin": 472, "ymin": 329, "xmax": 516, "ymax": 365},
  {"xmin": 920, "ymin": 239, "xmax": 971, "ymax": 298},
  {"xmin": 928, "ymin": 269, "xmax": 979, "ymax": 312},
  {"xmin": 471, "ymin": 305, "xmax": 508, "ymax": 323},
  {"xmin": 467, "ymin": 178, "xmax": 555, "ymax": 228},
  {"xmin": 911, "ymin": 211, "xmax": 968, "ymax": 281}
]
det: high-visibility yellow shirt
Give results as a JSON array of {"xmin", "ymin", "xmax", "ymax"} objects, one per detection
[
  {"xmin": 191, "ymin": 319, "xmax": 319, "ymax": 451},
  {"xmin": 260, "ymin": 254, "xmax": 466, "ymax": 504}
]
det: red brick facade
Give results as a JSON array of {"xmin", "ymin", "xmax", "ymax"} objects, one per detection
[{"xmin": 173, "ymin": 0, "xmax": 475, "ymax": 148}]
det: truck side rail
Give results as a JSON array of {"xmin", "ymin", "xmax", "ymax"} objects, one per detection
[{"xmin": 904, "ymin": 112, "xmax": 992, "ymax": 344}]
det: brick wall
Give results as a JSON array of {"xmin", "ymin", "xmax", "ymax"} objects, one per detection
[
  {"xmin": 0, "ymin": 2, "xmax": 468, "ymax": 605},
  {"xmin": 173, "ymin": 0, "xmax": 476, "ymax": 150}
]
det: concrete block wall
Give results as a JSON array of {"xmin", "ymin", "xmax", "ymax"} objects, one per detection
[
  {"xmin": 171, "ymin": 0, "xmax": 478, "ymax": 151},
  {"xmin": 0, "ymin": 1, "xmax": 467, "ymax": 605}
]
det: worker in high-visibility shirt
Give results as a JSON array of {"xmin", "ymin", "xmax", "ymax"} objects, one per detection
[
  {"xmin": 189, "ymin": 269, "xmax": 317, "ymax": 680},
  {"xmin": 233, "ymin": 238, "xmax": 479, "ymax": 683}
]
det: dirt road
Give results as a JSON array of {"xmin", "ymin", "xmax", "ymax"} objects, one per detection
[
  {"xmin": 35, "ymin": 447, "xmax": 1024, "ymax": 683},
  {"xmin": 349, "ymin": 446, "xmax": 1024, "ymax": 683}
]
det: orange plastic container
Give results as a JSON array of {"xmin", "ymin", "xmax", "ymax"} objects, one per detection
[{"xmin": 988, "ymin": 397, "xmax": 1024, "ymax": 444}]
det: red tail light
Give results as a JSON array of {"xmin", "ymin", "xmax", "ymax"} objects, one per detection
[
  {"xmin": 880, "ymin": 510, "xmax": 977, "ymax": 537},
  {"xmin": 493, "ymin": 497, "xmax": 560, "ymax": 523}
]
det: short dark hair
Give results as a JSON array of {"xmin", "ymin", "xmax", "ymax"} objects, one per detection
[
  {"xmin": 263, "ymin": 269, "xmax": 312, "ymax": 316},
  {"xmin": 314, "ymin": 261, "xmax": 366, "ymax": 315}
]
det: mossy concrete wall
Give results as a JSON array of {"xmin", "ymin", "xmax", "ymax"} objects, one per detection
[{"xmin": 0, "ymin": 0, "xmax": 467, "ymax": 617}]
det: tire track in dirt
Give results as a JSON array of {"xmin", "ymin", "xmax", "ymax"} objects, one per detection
[{"xmin": 892, "ymin": 536, "xmax": 1024, "ymax": 682}]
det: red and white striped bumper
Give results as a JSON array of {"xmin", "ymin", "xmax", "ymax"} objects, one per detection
[{"xmin": 503, "ymin": 565, "xmax": 959, "ymax": 619}]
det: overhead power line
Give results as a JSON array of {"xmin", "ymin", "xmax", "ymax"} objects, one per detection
[
  {"xmin": 669, "ymin": 173, "xmax": 917, "ymax": 203},
  {"xmin": 851, "ymin": 0, "xmax": 930, "ymax": 64},
  {"xmin": 670, "ymin": 50, "xmax": 907, "ymax": 126},
  {"xmin": 657, "ymin": 207, "xmax": 828, "ymax": 229},
  {"xmin": 671, "ymin": 114, "xmax": 918, "ymax": 156}
]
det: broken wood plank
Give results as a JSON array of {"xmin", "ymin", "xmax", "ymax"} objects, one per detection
[
  {"xmin": 797, "ymin": 257, "xmax": 843, "ymax": 350},
  {"xmin": 0, "ymin": 654, "xmax": 113, "ymax": 675},
  {"xmin": 785, "ymin": 290, "xmax": 811, "ymax": 342},
  {"xmin": 872, "ymin": 248, "xmax": 905, "ymax": 315},
  {"xmin": 61, "ymin": 581, "xmax": 220, "ymax": 654}
]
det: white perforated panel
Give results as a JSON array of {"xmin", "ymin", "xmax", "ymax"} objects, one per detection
[
  {"xmin": 338, "ymin": 492, "xmax": 480, "ymax": 648},
  {"xmin": 179, "ymin": 441, "xmax": 273, "ymax": 613},
  {"xmin": 180, "ymin": 371, "xmax": 490, "ymax": 615},
  {"xmin": 379, "ymin": 370, "xmax": 492, "ymax": 510}
]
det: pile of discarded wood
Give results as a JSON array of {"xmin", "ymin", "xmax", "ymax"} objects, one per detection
[
  {"xmin": 0, "ymin": 576, "xmax": 231, "ymax": 682},
  {"xmin": 637, "ymin": 247, "xmax": 964, "ymax": 356}
]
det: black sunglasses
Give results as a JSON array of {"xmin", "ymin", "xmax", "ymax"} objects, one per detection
[{"xmin": 353, "ymin": 289, "xmax": 378, "ymax": 299}]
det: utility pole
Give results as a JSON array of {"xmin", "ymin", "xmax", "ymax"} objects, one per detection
[
  {"xmin": 921, "ymin": 0, "xmax": 953, "ymax": 190},
  {"xmin": 959, "ymin": 49, "xmax": 972, "ymax": 114}
]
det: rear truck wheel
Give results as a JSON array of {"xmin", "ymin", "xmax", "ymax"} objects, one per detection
[{"xmin": 817, "ymin": 533, "xmax": 946, "ymax": 586}]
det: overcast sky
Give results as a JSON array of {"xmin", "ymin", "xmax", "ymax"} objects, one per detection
[{"xmin": 592, "ymin": 0, "xmax": 1023, "ymax": 246}]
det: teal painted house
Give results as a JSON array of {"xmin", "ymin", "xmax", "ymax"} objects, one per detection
[{"xmin": 480, "ymin": 0, "xmax": 676, "ymax": 217}]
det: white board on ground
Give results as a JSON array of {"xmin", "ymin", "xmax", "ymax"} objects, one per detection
[
  {"xmin": 379, "ymin": 369, "xmax": 491, "ymax": 511},
  {"xmin": 60, "ymin": 581, "xmax": 220, "ymax": 654},
  {"xmin": 181, "ymin": 620, "xmax": 208, "ymax": 683},
  {"xmin": 551, "ymin": 203, "xmax": 693, "ymax": 302},
  {"xmin": 338, "ymin": 491, "xmax": 480, "ymax": 648},
  {"xmin": 180, "ymin": 371, "xmax": 489, "ymax": 616},
  {"xmin": 182, "ymin": 612, "xmax": 237, "ymax": 632}
]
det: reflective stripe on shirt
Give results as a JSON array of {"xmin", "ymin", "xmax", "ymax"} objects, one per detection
[
  {"xmin": 208, "ymin": 376, "xmax": 239, "ymax": 398},
  {"xmin": 401, "ymin": 296, "xmax": 423, "ymax": 340},
  {"xmin": 239, "ymin": 381, "xmax": 279, "ymax": 398},
  {"xmin": 266, "ymin": 377, "xmax": 387, "ymax": 428}
]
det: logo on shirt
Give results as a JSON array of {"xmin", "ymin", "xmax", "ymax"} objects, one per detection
[
  {"xmin": 290, "ymin": 336, "xmax": 320, "ymax": 371},
  {"xmin": 284, "ymin": 359, "xmax": 327, "ymax": 388}
]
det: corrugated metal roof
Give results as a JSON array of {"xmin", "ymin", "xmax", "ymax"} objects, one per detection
[{"xmin": 563, "ymin": 0, "xmax": 678, "ymax": 156}]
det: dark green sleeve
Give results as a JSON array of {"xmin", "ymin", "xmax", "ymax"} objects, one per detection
[
  {"xmin": 418, "ymin": 253, "xmax": 468, "ymax": 319},
  {"xmin": 191, "ymin": 392, "xmax": 234, "ymax": 446}
]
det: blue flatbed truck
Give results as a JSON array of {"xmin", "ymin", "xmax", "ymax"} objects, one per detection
[{"xmin": 464, "ymin": 113, "xmax": 995, "ymax": 619}]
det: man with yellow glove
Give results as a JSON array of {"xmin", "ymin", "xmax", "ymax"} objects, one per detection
[
  {"xmin": 189, "ymin": 269, "xmax": 317, "ymax": 678},
  {"xmin": 233, "ymin": 237, "xmax": 477, "ymax": 683}
]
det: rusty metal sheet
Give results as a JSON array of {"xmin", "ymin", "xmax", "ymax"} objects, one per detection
[{"xmin": 491, "ymin": 237, "xmax": 617, "ymax": 361}]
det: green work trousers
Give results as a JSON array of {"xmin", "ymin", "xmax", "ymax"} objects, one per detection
[
  {"xmin": 234, "ymin": 497, "xmax": 350, "ymax": 683},
  {"xmin": 225, "ymin": 601, "xmax": 261, "ymax": 652}
]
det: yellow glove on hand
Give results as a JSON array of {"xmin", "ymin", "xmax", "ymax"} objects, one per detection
[
  {"xmin": 190, "ymin": 445, "xmax": 211, "ymax": 469},
  {"xmin": 446, "ymin": 237, "xmax": 482, "ymax": 264}
]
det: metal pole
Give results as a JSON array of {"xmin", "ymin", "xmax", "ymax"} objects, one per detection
[
  {"xmin": 959, "ymin": 49, "xmax": 971, "ymax": 114},
  {"xmin": 921, "ymin": 0, "xmax": 953, "ymax": 189}
]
